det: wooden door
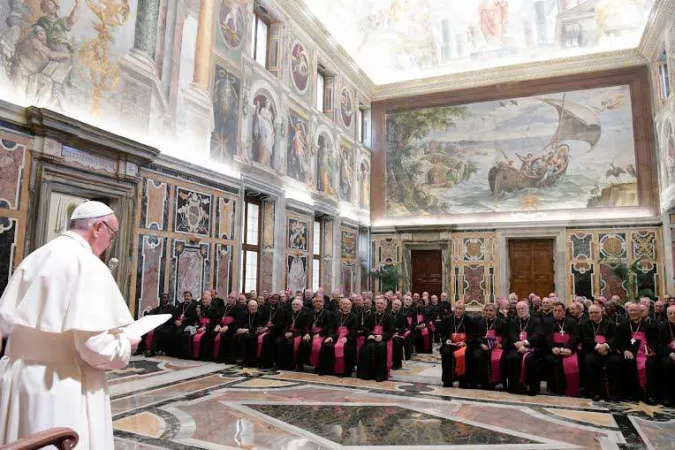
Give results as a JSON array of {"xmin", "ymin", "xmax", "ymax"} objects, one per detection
[
  {"xmin": 411, "ymin": 250, "xmax": 442, "ymax": 296},
  {"xmin": 509, "ymin": 239, "xmax": 554, "ymax": 299}
]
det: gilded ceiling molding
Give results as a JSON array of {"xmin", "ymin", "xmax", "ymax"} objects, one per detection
[
  {"xmin": 281, "ymin": 0, "xmax": 375, "ymax": 99},
  {"xmin": 639, "ymin": 0, "xmax": 675, "ymax": 60},
  {"xmin": 372, "ymin": 49, "xmax": 647, "ymax": 101}
]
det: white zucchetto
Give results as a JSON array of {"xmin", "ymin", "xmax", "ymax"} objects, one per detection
[{"xmin": 69, "ymin": 201, "xmax": 114, "ymax": 220}]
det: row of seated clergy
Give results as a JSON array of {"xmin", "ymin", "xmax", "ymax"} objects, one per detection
[
  {"xmin": 442, "ymin": 300, "xmax": 675, "ymax": 404},
  {"xmin": 139, "ymin": 294, "xmax": 429, "ymax": 381}
]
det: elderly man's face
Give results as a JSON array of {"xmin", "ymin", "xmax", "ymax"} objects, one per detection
[
  {"xmin": 313, "ymin": 295, "xmax": 324, "ymax": 310},
  {"xmin": 431, "ymin": 295, "xmax": 438, "ymax": 304},
  {"xmin": 627, "ymin": 304, "xmax": 641, "ymax": 321},
  {"xmin": 516, "ymin": 302, "xmax": 529, "ymax": 319},
  {"xmin": 655, "ymin": 301, "xmax": 664, "ymax": 313},
  {"xmin": 291, "ymin": 299, "xmax": 303, "ymax": 312},
  {"xmin": 413, "ymin": 293, "xmax": 420, "ymax": 301},
  {"xmin": 589, "ymin": 306, "xmax": 603, "ymax": 323},
  {"xmin": 605, "ymin": 302, "xmax": 616, "ymax": 315},
  {"xmin": 248, "ymin": 300, "xmax": 258, "ymax": 313},
  {"xmin": 455, "ymin": 303, "xmax": 465, "ymax": 317},
  {"xmin": 668, "ymin": 306, "xmax": 675, "ymax": 324},
  {"xmin": 340, "ymin": 298, "xmax": 351, "ymax": 313},
  {"xmin": 183, "ymin": 292, "xmax": 193, "ymax": 302},
  {"xmin": 238, "ymin": 295, "xmax": 247, "ymax": 305},
  {"xmin": 403, "ymin": 296, "xmax": 412, "ymax": 307},
  {"xmin": 484, "ymin": 304, "xmax": 496, "ymax": 319},
  {"xmin": 392, "ymin": 299, "xmax": 402, "ymax": 312},
  {"xmin": 553, "ymin": 304, "xmax": 565, "ymax": 321},
  {"xmin": 375, "ymin": 298, "xmax": 386, "ymax": 312},
  {"xmin": 363, "ymin": 298, "xmax": 372, "ymax": 309}
]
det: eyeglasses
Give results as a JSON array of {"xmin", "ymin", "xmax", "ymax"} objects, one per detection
[{"xmin": 100, "ymin": 221, "xmax": 118, "ymax": 240}]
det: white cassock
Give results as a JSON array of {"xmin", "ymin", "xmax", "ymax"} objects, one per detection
[{"xmin": 0, "ymin": 231, "xmax": 134, "ymax": 449}]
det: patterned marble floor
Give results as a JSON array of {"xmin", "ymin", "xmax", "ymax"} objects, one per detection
[{"xmin": 109, "ymin": 356, "xmax": 675, "ymax": 449}]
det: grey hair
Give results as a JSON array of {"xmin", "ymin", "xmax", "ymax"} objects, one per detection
[{"xmin": 68, "ymin": 214, "xmax": 113, "ymax": 231}]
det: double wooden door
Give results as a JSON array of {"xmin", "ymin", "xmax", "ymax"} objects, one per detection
[
  {"xmin": 411, "ymin": 250, "xmax": 442, "ymax": 296},
  {"xmin": 509, "ymin": 239, "xmax": 555, "ymax": 299}
]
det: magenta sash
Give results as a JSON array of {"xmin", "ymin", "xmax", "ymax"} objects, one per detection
[
  {"xmin": 632, "ymin": 330, "xmax": 648, "ymax": 389},
  {"xmin": 255, "ymin": 320, "xmax": 275, "ymax": 358},
  {"xmin": 334, "ymin": 326, "xmax": 349, "ymax": 374},
  {"xmin": 552, "ymin": 332, "xmax": 580, "ymax": 397},
  {"xmin": 519, "ymin": 331, "xmax": 533, "ymax": 384},
  {"xmin": 310, "ymin": 326, "xmax": 324, "ymax": 366},
  {"xmin": 406, "ymin": 316, "xmax": 413, "ymax": 327},
  {"xmin": 144, "ymin": 330, "xmax": 155, "ymax": 350},
  {"xmin": 374, "ymin": 325, "xmax": 393, "ymax": 375},
  {"xmin": 192, "ymin": 318, "xmax": 211, "ymax": 358},
  {"xmin": 356, "ymin": 336, "xmax": 365, "ymax": 358},
  {"xmin": 213, "ymin": 316, "xmax": 235, "ymax": 359},
  {"xmin": 427, "ymin": 320, "xmax": 436, "ymax": 333},
  {"xmin": 417, "ymin": 314, "xmax": 431, "ymax": 351},
  {"xmin": 594, "ymin": 335, "xmax": 607, "ymax": 345},
  {"xmin": 486, "ymin": 329, "xmax": 503, "ymax": 384}
]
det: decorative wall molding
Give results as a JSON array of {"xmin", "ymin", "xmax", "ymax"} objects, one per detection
[{"xmin": 639, "ymin": 0, "xmax": 675, "ymax": 60}]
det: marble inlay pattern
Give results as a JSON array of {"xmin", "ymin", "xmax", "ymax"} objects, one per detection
[{"xmin": 110, "ymin": 356, "xmax": 674, "ymax": 450}]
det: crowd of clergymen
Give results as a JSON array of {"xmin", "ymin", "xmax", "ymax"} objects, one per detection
[{"xmin": 137, "ymin": 288, "xmax": 675, "ymax": 405}]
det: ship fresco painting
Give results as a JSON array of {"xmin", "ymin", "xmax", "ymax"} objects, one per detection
[{"xmin": 385, "ymin": 84, "xmax": 637, "ymax": 217}]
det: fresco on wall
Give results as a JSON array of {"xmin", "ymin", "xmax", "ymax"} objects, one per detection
[
  {"xmin": 287, "ymin": 111, "xmax": 310, "ymax": 183},
  {"xmin": 287, "ymin": 255, "xmax": 307, "ymax": 292},
  {"xmin": 288, "ymin": 218, "xmax": 308, "ymax": 251},
  {"xmin": 340, "ymin": 145, "xmax": 353, "ymax": 202},
  {"xmin": 0, "ymin": 0, "xmax": 134, "ymax": 113},
  {"xmin": 210, "ymin": 66, "xmax": 240, "ymax": 161},
  {"xmin": 303, "ymin": 0, "xmax": 655, "ymax": 84},
  {"xmin": 218, "ymin": 0, "xmax": 246, "ymax": 50},
  {"xmin": 340, "ymin": 87, "xmax": 353, "ymax": 128},
  {"xmin": 386, "ymin": 84, "xmax": 637, "ymax": 216},
  {"xmin": 316, "ymin": 132, "xmax": 336, "ymax": 196},
  {"xmin": 290, "ymin": 41, "xmax": 310, "ymax": 93},
  {"xmin": 251, "ymin": 91, "xmax": 276, "ymax": 167}
]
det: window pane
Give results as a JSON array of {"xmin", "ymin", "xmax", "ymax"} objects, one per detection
[
  {"xmin": 246, "ymin": 203, "xmax": 259, "ymax": 245},
  {"xmin": 316, "ymin": 72, "xmax": 324, "ymax": 111},
  {"xmin": 245, "ymin": 251, "xmax": 258, "ymax": 292},
  {"xmin": 313, "ymin": 221, "xmax": 321, "ymax": 255},
  {"xmin": 240, "ymin": 249, "xmax": 245, "ymax": 291},
  {"xmin": 255, "ymin": 19, "xmax": 268, "ymax": 67},
  {"xmin": 250, "ymin": 16, "xmax": 257, "ymax": 59},
  {"xmin": 312, "ymin": 259, "xmax": 320, "ymax": 291}
]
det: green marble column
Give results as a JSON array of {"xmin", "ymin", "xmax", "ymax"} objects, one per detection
[{"xmin": 134, "ymin": 0, "xmax": 161, "ymax": 58}]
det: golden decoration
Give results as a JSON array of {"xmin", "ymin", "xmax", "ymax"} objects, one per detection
[
  {"xmin": 520, "ymin": 192, "xmax": 539, "ymax": 211},
  {"xmin": 618, "ymin": 402, "xmax": 668, "ymax": 418},
  {"xmin": 78, "ymin": 0, "xmax": 131, "ymax": 115}
]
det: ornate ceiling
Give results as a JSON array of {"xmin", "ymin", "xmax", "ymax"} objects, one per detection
[{"xmin": 302, "ymin": 0, "xmax": 656, "ymax": 85}]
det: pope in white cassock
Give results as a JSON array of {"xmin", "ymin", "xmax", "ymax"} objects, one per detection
[{"xmin": 0, "ymin": 201, "xmax": 140, "ymax": 449}]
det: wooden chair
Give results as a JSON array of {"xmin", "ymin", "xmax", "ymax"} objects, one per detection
[{"xmin": 0, "ymin": 428, "xmax": 78, "ymax": 450}]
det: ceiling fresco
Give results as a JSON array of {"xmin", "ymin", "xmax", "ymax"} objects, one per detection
[{"xmin": 303, "ymin": 0, "xmax": 656, "ymax": 84}]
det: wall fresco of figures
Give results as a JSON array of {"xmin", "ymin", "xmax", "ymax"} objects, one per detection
[
  {"xmin": 285, "ymin": 211, "xmax": 312, "ymax": 293},
  {"xmin": 386, "ymin": 85, "xmax": 638, "ymax": 217}
]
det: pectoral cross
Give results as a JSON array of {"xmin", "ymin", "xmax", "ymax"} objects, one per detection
[
  {"xmin": 630, "ymin": 338, "xmax": 636, "ymax": 345},
  {"xmin": 560, "ymin": 330, "xmax": 565, "ymax": 335}
]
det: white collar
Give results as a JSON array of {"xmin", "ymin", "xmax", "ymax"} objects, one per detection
[{"xmin": 61, "ymin": 231, "xmax": 93, "ymax": 251}]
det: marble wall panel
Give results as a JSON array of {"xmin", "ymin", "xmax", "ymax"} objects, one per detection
[
  {"xmin": 451, "ymin": 232, "xmax": 497, "ymax": 307},
  {"xmin": 142, "ymin": 179, "xmax": 169, "ymax": 231},
  {"xmin": 285, "ymin": 210, "xmax": 313, "ymax": 291},
  {"xmin": 0, "ymin": 140, "xmax": 25, "ymax": 211},
  {"xmin": 0, "ymin": 217, "xmax": 17, "ymax": 293},
  {"xmin": 260, "ymin": 199, "xmax": 276, "ymax": 292},
  {"xmin": 136, "ymin": 235, "xmax": 166, "ymax": 314},
  {"xmin": 215, "ymin": 244, "xmax": 233, "ymax": 297},
  {"xmin": 172, "ymin": 240, "xmax": 210, "ymax": 301},
  {"xmin": 342, "ymin": 262, "xmax": 354, "ymax": 296},
  {"xmin": 174, "ymin": 188, "xmax": 212, "ymax": 236},
  {"xmin": 341, "ymin": 228, "xmax": 357, "ymax": 260},
  {"xmin": 216, "ymin": 197, "xmax": 236, "ymax": 240}
]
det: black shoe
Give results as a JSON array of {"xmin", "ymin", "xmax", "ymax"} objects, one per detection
[
  {"xmin": 646, "ymin": 397, "xmax": 657, "ymax": 405},
  {"xmin": 592, "ymin": 394, "xmax": 601, "ymax": 402}
]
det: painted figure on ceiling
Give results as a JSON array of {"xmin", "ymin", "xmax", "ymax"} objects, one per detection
[
  {"xmin": 252, "ymin": 95, "xmax": 275, "ymax": 166},
  {"xmin": 479, "ymin": 0, "xmax": 509, "ymax": 42}
]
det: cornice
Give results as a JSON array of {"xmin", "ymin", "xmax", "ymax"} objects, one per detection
[
  {"xmin": 279, "ymin": 0, "xmax": 375, "ymax": 98},
  {"xmin": 372, "ymin": 49, "xmax": 647, "ymax": 101},
  {"xmin": 639, "ymin": 0, "xmax": 675, "ymax": 60}
]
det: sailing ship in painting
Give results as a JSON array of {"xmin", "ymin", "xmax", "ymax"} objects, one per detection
[
  {"xmin": 385, "ymin": 85, "xmax": 638, "ymax": 216},
  {"xmin": 488, "ymin": 96, "xmax": 600, "ymax": 196}
]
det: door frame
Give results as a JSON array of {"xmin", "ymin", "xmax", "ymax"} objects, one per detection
[
  {"xmin": 496, "ymin": 227, "xmax": 566, "ymax": 302},
  {"xmin": 401, "ymin": 240, "xmax": 451, "ymax": 295}
]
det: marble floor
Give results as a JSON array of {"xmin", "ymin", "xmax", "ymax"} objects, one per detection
[{"xmin": 109, "ymin": 354, "xmax": 675, "ymax": 449}]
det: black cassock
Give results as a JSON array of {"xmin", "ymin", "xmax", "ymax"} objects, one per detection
[
  {"xmin": 257, "ymin": 304, "xmax": 285, "ymax": 368},
  {"xmin": 617, "ymin": 319, "xmax": 659, "ymax": 401},
  {"xmin": 275, "ymin": 309, "xmax": 310, "ymax": 370},
  {"xmin": 357, "ymin": 312, "xmax": 394, "ymax": 382},
  {"xmin": 202, "ymin": 303, "xmax": 237, "ymax": 362},
  {"xmin": 580, "ymin": 318, "xmax": 621, "ymax": 399},
  {"xmin": 411, "ymin": 306, "xmax": 432, "ymax": 354},
  {"xmin": 390, "ymin": 310, "xmax": 412, "ymax": 369},
  {"xmin": 426, "ymin": 303, "xmax": 443, "ymax": 343},
  {"xmin": 355, "ymin": 308, "xmax": 373, "ymax": 359},
  {"xmin": 542, "ymin": 317, "xmax": 580, "ymax": 396},
  {"xmin": 468, "ymin": 316, "xmax": 508, "ymax": 388},
  {"xmin": 156, "ymin": 301, "xmax": 198, "ymax": 357},
  {"xmin": 504, "ymin": 315, "xmax": 543, "ymax": 394},
  {"xmin": 323, "ymin": 312, "xmax": 359, "ymax": 377},
  {"xmin": 440, "ymin": 315, "xmax": 474, "ymax": 387},
  {"xmin": 182, "ymin": 303, "xmax": 221, "ymax": 360},
  {"xmin": 138, "ymin": 302, "xmax": 174, "ymax": 355},
  {"xmin": 657, "ymin": 321, "xmax": 675, "ymax": 404},
  {"xmin": 298, "ymin": 309, "xmax": 336, "ymax": 373},
  {"xmin": 233, "ymin": 311, "xmax": 264, "ymax": 367}
]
